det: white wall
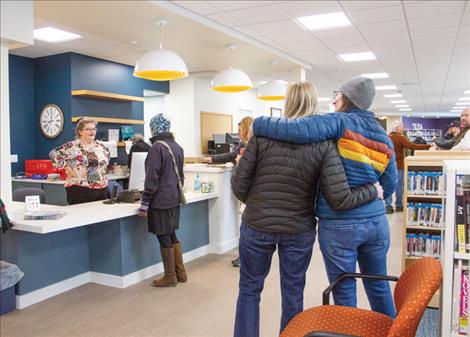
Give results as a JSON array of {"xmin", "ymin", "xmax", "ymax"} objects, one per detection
[
  {"xmin": 162, "ymin": 76, "xmax": 284, "ymax": 157},
  {"xmin": 143, "ymin": 95, "xmax": 165, "ymax": 142},
  {"xmin": 1, "ymin": 1, "xmax": 33, "ymax": 46}
]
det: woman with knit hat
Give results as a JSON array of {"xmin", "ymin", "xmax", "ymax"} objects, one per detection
[
  {"xmin": 138, "ymin": 114, "xmax": 187, "ymax": 287},
  {"xmin": 252, "ymin": 77, "xmax": 398, "ymax": 318}
]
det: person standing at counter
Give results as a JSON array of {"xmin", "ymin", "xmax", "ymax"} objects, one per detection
[
  {"xmin": 50, "ymin": 118, "xmax": 110, "ymax": 205},
  {"xmin": 127, "ymin": 133, "xmax": 150, "ymax": 169},
  {"xmin": 138, "ymin": 114, "xmax": 187, "ymax": 287}
]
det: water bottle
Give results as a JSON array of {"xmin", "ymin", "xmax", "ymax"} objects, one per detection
[{"xmin": 194, "ymin": 174, "xmax": 201, "ymax": 192}]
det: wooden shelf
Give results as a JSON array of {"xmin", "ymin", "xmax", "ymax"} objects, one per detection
[
  {"xmin": 407, "ymin": 194, "xmax": 445, "ymax": 199},
  {"xmin": 71, "ymin": 89, "xmax": 144, "ymax": 102},
  {"xmin": 406, "ymin": 226, "xmax": 443, "ymax": 231},
  {"xmin": 405, "ymin": 256, "xmax": 440, "ymax": 260},
  {"xmin": 72, "ymin": 116, "xmax": 144, "ymax": 125}
]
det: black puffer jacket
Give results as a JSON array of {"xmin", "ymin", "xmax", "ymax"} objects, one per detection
[{"xmin": 231, "ymin": 136, "xmax": 377, "ymax": 234}]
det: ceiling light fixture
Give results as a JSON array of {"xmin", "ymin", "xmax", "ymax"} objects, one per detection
[
  {"xmin": 376, "ymin": 85, "xmax": 397, "ymax": 91},
  {"xmin": 33, "ymin": 27, "xmax": 81, "ymax": 43},
  {"xmin": 452, "ymin": 106, "xmax": 465, "ymax": 110},
  {"xmin": 452, "ymin": 109, "xmax": 463, "ymax": 112},
  {"xmin": 318, "ymin": 97, "xmax": 331, "ymax": 102},
  {"xmin": 390, "ymin": 100, "xmax": 406, "ymax": 103},
  {"xmin": 295, "ymin": 12, "xmax": 351, "ymax": 31},
  {"xmin": 464, "ymin": 90, "xmax": 470, "ymax": 94},
  {"xmin": 455, "ymin": 102, "xmax": 469, "ymax": 106},
  {"xmin": 339, "ymin": 52, "xmax": 376, "ymax": 62},
  {"xmin": 361, "ymin": 73, "xmax": 389, "ymax": 79},
  {"xmin": 384, "ymin": 94, "xmax": 403, "ymax": 98},
  {"xmin": 211, "ymin": 44, "xmax": 253, "ymax": 93},
  {"xmin": 395, "ymin": 105, "xmax": 410, "ymax": 108},
  {"xmin": 134, "ymin": 20, "xmax": 188, "ymax": 81},
  {"xmin": 459, "ymin": 97, "xmax": 470, "ymax": 101},
  {"xmin": 257, "ymin": 60, "xmax": 286, "ymax": 101},
  {"xmin": 399, "ymin": 108, "xmax": 412, "ymax": 111}
]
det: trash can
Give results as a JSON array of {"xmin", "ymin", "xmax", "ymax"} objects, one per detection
[{"xmin": 0, "ymin": 261, "xmax": 24, "ymax": 315}]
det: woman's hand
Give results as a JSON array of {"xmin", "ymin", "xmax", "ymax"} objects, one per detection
[
  {"xmin": 202, "ymin": 157, "xmax": 213, "ymax": 164},
  {"xmin": 138, "ymin": 205, "xmax": 148, "ymax": 218},
  {"xmin": 374, "ymin": 182, "xmax": 384, "ymax": 200}
]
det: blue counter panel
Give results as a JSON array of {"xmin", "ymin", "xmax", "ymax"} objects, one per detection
[{"xmin": 1, "ymin": 201, "xmax": 209, "ymax": 295}]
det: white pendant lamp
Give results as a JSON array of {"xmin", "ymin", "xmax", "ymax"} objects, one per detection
[
  {"xmin": 134, "ymin": 20, "xmax": 188, "ymax": 81},
  {"xmin": 211, "ymin": 45, "xmax": 253, "ymax": 93},
  {"xmin": 257, "ymin": 60, "xmax": 286, "ymax": 101}
]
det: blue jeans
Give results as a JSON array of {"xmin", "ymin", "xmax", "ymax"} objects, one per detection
[
  {"xmin": 234, "ymin": 224, "xmax": 316, "ymax": 337},
  {"xmin": 318, "ymin": 215, "xmax": 396, "ymax": 318},
  {"xmin": 385, "ymin": 169, "xmax": 404, "ymax": 208}
]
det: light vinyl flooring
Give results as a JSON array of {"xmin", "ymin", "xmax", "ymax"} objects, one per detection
[{"xmin": 1, "ymin": 213, "xmax": 404, "ymax": 337}]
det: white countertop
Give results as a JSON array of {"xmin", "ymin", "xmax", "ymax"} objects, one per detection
[
  {"xmin": 12, "ymin": 174, "xmax": 130, "ymax": 185},
  {"xmin": 7, "ymin": 191, "xmax": 218, "ymax": 234},
  {"xmin": 184, "ymin": 163, "xmax": 233, "ymax": 173}
]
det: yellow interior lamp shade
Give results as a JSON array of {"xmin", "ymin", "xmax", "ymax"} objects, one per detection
[
  {"xmin": 257, "ymin": 80, "xmax": 287, "ymax": 101},
  {"xmin": 134, "ymin": 49, "xmax": 188, "ymax": 81},
  {"xmin": 211, "ymin": 68, "xmax": 253, "ymax": 93}
]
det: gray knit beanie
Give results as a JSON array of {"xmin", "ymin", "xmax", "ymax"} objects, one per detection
[
  {"xmin": 150, "ymin": 113, "xmax": 171, "ymax": 137},
  {"xmin": 339, "ymin": 77, "xmax": 376, "ymax": 111}
]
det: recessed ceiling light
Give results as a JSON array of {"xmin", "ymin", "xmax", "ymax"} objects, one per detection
[
  {"xmin": 459, "ymin": 97, "xmax": 470, "ymax": 101},
  {"xmin": 455, "ymin": 102, "xmax": 469, "ymax": 106},
  {"xmin": 339, "ymin": 52, "xmax": 376, "ymax": 62},
  {"xmin": 464, "ymin": 90, "xmax": 470, "ymax": 94},
  {"xmin": 33, "ymin": 27, "xmax": 82, "ymax": 43},
  {"xmin": 318, "ymin": 97, "xmax": 331, "ymax": 102},
  {"xmin": 399, "ymin": 108, "xmax": 412, "ymax": 111},
  {"xmin": 453, "ymin": 106, "xmax": 465, "ymax": 110},
  {"xmin": 376, "ymin": 85, "xmax": 397, "ymax": 91},
  {"xmin": 395, "ymin": 104, "xmax": 410, "ymax": 108},
  {"xmin": 361, "ymin": 73, "xmax": 389, "ymax": 79},
  {"xmin": 390, "ymin": 100, "xmax": 406, "ymax": 103},
  {"xmin": 278, "ymin": 80, "xmax": 289, "ymax": 85},
  {"xmin": 421, "ymin": 115, "xmax": 425, "ymax": 118},
  {"xmin": 452, "ymin": 109, "xmax": 463, "ymax": 112},
  {"xmin": 406, "ymin": 114, "xmax": 411, "ymax": 117},
  {"xmin": 295, "ymin": 12, "xmax": 351, "ymax": 31},
  {"xmin": 436, "ymin": 116, "xmax": 440, "ymax": 118},
  {"xmin": 384, "ymin": 94, "xmax": 402, "ymax": 98},
  {"xmin": 258, "ymin": 81, "xmax": 268, "ymax": 85}
]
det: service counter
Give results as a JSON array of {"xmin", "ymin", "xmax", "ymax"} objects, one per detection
[{"xmin": 2, "ymin": 164, "xmax": 239, "ymax": 309}]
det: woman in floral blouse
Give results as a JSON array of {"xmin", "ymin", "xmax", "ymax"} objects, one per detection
[{"xmin": 50, "ymin": 118, "xmax": 110, "ymax": 205}]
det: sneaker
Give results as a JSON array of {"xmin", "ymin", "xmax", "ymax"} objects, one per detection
[
  {"xmin": 395, "ymin": 206, "xmax": 404, "ymax": 212},
  {"xmin": 231, "ymin": 257, "xmax": 240, "ymax": 267},
  {"xmin": 386, "ymin": 206, "xmax": 395, "ymax": 214}
]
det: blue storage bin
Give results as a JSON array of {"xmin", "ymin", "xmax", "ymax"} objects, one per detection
[{"xmin": 0, "ymin": 285, "xmax": 16, "ymax": 315}]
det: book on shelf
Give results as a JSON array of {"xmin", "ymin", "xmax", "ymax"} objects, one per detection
[
  {"xmin": 454, "ymin": 263, "xmax": 463, "ymax": 334},
  {"xmin": 456, "ymin": 175, "xmax": 470, "ymax": 254},
  {"xmin": 405, "ymin": 233, "xmax": 441, "ymax": 258},
  {"xmin": 407, "ymin": 202, "xmax": 442, "ymax": 228},
  {"xmin": 461, "ymin": 266, "xmax": 469, "ymax": 335},
  {"xmin": 407, "ymin": 171, "xmax": 444, "ymax": 195}
]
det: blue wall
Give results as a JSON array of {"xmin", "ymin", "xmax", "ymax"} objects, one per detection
[
  {"xmin": 9, "ymin": 55, "xmax": 35, "ymax": 174},
  {"xmin": 9, "ymin": 52, "xmax": 169, "ymax": 172}
]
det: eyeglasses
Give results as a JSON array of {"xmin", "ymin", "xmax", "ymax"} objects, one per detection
[{"xmin": 83, "ymin": 128, "xmax": 96, "ymax": 132}]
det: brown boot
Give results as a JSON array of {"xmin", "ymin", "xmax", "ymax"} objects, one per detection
[
  {"xmin": 152, "ymin": 247, "xmax": 177, "ymax": 287},
  {"xmin": 174, "ymin": 242, "xmax": 187, "ymax": 283}
]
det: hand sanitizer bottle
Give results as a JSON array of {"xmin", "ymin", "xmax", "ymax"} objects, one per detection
[{"xmin": 194, "ymin": 174, "xmax": 201, "ymax": 192}]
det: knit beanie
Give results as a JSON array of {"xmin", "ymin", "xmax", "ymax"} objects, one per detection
[
  {"xmin": 339, "ymin": 77, "xmax": 376, "ymax": 111},
  {"xmin": 149, "ymin": 114, "xmax": 171, "ymax": 137}
]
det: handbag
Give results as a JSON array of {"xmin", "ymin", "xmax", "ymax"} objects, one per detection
[{"xmin": 156, "ymin": 141, "xmax": 187, "ymax": 206}]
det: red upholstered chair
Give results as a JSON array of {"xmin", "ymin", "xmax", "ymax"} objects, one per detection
[{"xmin": 280, "ymin": 257, "xmax": 442, "ymax": 337}]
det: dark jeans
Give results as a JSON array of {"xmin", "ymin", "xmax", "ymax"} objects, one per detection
[
  {"xmin": 66, "ymin": 186, "xmax": 107, "ymax": 205},
  {"xmin": 318, "ymin": 214, "xmax": 396, "ymax": 318},
  {"xmin": 157, "ymin": 232, "xmax": 178, "ymax": 248},
  {"xmin": 234, "ymin": 223, "xmax": 316, "ymax": 337},
  {"xmin": 385, "ymin": 169, "xmax": 404, "ymax": 208}
]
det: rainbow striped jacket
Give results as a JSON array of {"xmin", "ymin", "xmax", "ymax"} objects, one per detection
[{"xmin": 252, "ymin": 109, "xmax": 397, "ymax": 219}]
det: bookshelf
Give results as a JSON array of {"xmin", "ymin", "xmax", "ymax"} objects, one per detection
[
  {"xmin": 403, "ymin": 152, "xmax": 470, "ymax": 311},
  {"xmin": 441, "ymin": 161, "xmax": 470, "ymax": 337},
  {"xmin": 405, "ymin": 128, "xmax": 442, "ymax": 143}
]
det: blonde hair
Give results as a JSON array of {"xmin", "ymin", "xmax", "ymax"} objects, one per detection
[
  {"xmin": 283, "ymin": 81, "xmax": 318, "ymax": 119},
  {"xmin": 76, "ymin": 118, "xmax": 98, "ymax": 138},
  {"xmin": 238, "ymin": 116, "xmax": 254, "ymax": 142}
]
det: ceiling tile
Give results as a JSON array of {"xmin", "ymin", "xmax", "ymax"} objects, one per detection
[
  {"xmin": 225, "ymin": 4, "xmax": 288, "ymax": 25},
  {"xmin": 250, "ymin": 19, "xmax": 304, "ymax": 35},
  {"xmin": 208, "ymin": 1, "xmax": 274, "ymax": 11},
  {"xmin": 234, "ymin": 25, "xmax": 263, "ymax": 37},
  {"xmin": 340, "ymin": 0, "xmax": 401, "ymax": 12},
  {"xmin": 173, "ymin": 1, "xmax": 220, "ymax": 15},
  {"xmin": 279, "ymin": 40, "xmax": 326, "ymax": 52},
  {"xmin": 277, "ymin": 1, "xmax": 342, "ymax": 17},
  {"xmin": 268, "ymin": 31, "xmax": 317, "ymax": 44},
  {"xmin": 404, "ymin": 1, "xmax": 465, "ymax": 19},
  {"xmin": 347, "ymin": 5, "xmax": 404, "ymax": 25},
  {"xmin": 407, "ymin": 13, "xmax": 462, "ymax": 31},
  {"xmin": 357, "ymin": 20, "xmax": 407, "ymax": 36},
  {"xmin": 410, "ymin": 26, "xmax": 459, "ymax": 40},
  {"xmin": 207, "ymin": 12, "xmax": 243, "ymax": 26},
  {"xmin": 322, "ymin": 35, "xmax": 367, "ymax": 48}
]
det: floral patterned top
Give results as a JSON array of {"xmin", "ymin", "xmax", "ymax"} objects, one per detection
[{"xmin": 50, "ymin": 139, "xmax": 110, "ymax": 189}]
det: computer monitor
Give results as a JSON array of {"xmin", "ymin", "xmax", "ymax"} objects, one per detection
[
  {"xmin": 226, "ymin": 133, "xmax": 240, "ymax": 145},
  {"xmin": 213, "ymin": 133, "xmax": 226, "ymax": 144},
  {"xmin": 128, "ymin": 152, "xmax": 148, "ymax": 191}
]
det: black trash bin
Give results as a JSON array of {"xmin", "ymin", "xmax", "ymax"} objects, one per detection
[{"xmin": 0, "ymin": 261, "xmax": 24, "ymax": 315}]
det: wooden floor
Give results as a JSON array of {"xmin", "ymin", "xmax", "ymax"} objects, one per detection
[{"xmin": 1, "ymin": 213, "xmax": 404, "ymax": 337}]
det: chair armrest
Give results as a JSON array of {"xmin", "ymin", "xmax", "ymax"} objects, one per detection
[
  {"xmin": 304, "ymin": 332, "xmax": 360, "ymax": 337},
  {"xmin": 323, "ymin": 273, "xmax": 399, "ymax": 305}
]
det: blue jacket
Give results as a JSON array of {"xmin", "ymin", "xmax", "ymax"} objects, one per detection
[{"xmin": 253, "ymin": 109, "xmax": 397, "ymax": 220}]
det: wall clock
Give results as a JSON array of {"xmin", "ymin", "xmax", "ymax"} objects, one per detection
[{"xmin": 40, "ymin": 104, "xmax": 64, "ymax": 139}]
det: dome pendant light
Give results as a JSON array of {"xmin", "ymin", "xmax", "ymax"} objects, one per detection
[
  {"xmin": 257, "ymin": 60, "xmax": 286, "ymax": 101},
  {"xmin": 134, "ymin": 20, "xmax": 188, "ymax": 81},
  {"xmin": 211, "ymin": 44, "xmax": 253, "ymax": 93}
]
